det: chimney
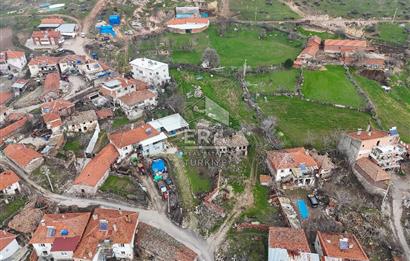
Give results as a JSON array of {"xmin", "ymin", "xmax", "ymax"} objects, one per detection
[
  {"xmin": 368, "ymin": 131, "xmax": 372, "ymax": 136},
  {"xmin": 92, "ymin": 214, "xmax": 98, "ymax": 220},
  {"xmin": 366, "ymin": 124, "xmax": 371, "ymax": 132},
  {"xmin": 357, "ymin": 129, "xmax": 362, "ymax": 135},
  {"xmin": 113, "ymin": 224, "xmax": 117, "ymax": 232}
]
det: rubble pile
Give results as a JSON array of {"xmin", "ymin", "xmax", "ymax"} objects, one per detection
[{"xmin": 8, "ymin": 201, "xmax": 44, "ymax": 234}]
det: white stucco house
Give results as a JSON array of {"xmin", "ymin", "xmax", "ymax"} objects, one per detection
[
  {"xmin": 0, "ymin": 230, "xmax": 20, "ymax": 260},
  {"xmin": 0, "ymin": 170, "xmax": 21, "ymax": 195},
  {"xmin": 129, "ymin": 58, "xmax": 170, "ymax": 87},
  {"xmin": 148, "ymin": 113, "xmax": 189, "ymax": 137},
  {"xmin": 0, "ymin": 50, "xmax": 27, "ymax": 74},
  {"xmin": 108, "ymin": 123, "xmax": 167, "ymax": 160}
]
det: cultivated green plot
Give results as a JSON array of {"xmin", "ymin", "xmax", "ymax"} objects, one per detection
[
  {"xmin": 376, "ymin": 23, "xmax": 409, "ymax": 46},
  {"xmin": 172, "ymin": 69, "xmax": 257, "ymax": 129},
  {"xmin": 258, "ymin": 96, "xmax": 373, "ymax": 149},
  {"xmin": 100, "ymin": 176, "xmax": 139, "ymax": 197},
  {"xmin": 246, "ymin": 69, "xmax": 299, "ymax": 94},
  {"xmin": 229, "ymin": 0, "xmax": 300, "ymax": 21},
  {"xmin": 294, "ymin": 0, "xmax": 410, "ymax": 19},
  {"xmin": 302, "ymin": 66, "xmax": 365, "ymax": 108},
  {"xmin": 355, "ymin": 76, "xmax": 410, "ymax": 143},
  {"xmin": 136, "ymin": 25, "xmax": 303, "ymax": 67}
]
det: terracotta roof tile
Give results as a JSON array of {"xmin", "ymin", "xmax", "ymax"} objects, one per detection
[
  {"xmin": 28, "ymin": 56, "xmax": 60, "ymax": 66},
  {"xmin": 0, "ymin": 170, "xmax": 20, "ymax": 190},
  {"xmin": 30, "ymin": 212, "xmax": 91, "ymax": 245},
  {"xmin": 41, "ymin": 99, "xmax": 74, "ymax": 115},
  {"xmin": 95, "ymin": 108, "xmax": 113, "ymax": 119},
  {"xmin": 0, "ymin": 230, "xmax": 17, "ymax": 251},
  {"xmin": 5, "ymin": 50, "xmax": 25, "ymax": 59},
  {"xmin": 40, "ymin": 17, "xmax": 64, "ymax": 25},
  {"xmin": 317, "ymin": 231, "xmax": 369, "ymax": 260},
  {"xmin": 74, "ymin": 208, "xmax": 138, "ymax": 259},
  {"xmin": 4, "ymin": 143, "xmax": 42, "ymax": 168},
  {"xmin": 43, "ymin": 113, "xmax": 62, "ymax": 128},
  {"xmin": 118, "ymin": 90, "xmax": 157, "ymax": 106},
  {"xmin": 347, "ymin": 130, "xmax": 389, "ymax": 141},
  {"xmin": 268, "ymin": 227, "xmax": 311, "ymax": 252},
  {"xmin": 0, "ymin": 116, "xmax": 28, "ymax": 142},
  {"xmin": 109, "ymin": 123, "xmax": 160, "ymax": 148},
  {"xmin": 324, "ymin": 39, "xmax": 368, "ymax": 48},
  {"xmin": 32, "ymin": 30, "xmax": 61, "ymax": 39},
  {"xmin": 43, "ymin": 72, "xmax": 60, "ymax": 95},
  {"xmin": 354, "ymin": 157, "xmax": 390, "ymax": 182},
  {"xmin": 267, "ymin": 147, "xmax": 318, "ymax": 170},
  {"xmin": 0, "ymin": 91, "xmax": 13, "ymax": 105},
  {"xmin": 259, "ymin": 175, "xmax": 271, "ymax": 184},
  {"xmin": 74, "ymin": 144, "xmax": 119, "ymax": 187}
]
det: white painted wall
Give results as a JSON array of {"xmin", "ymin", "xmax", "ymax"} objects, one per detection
[
  {"xmin": 0, "ymin": 239, "xmax": 20, "ymax": 260},
  {"xmin": 33, "ymin": 243, "xmax": 52, "ymax": 257},
  {"xmin": 1, "ymin": 181, "xmax": 21, "ymax": 195},
  {"xmin": 131, "ymin": 62, "xmax": 169, "ymax": 87}
]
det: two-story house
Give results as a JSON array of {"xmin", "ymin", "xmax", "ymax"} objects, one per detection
[
  {"xmin": 0, "ymin": 50, "xmax": 27, "ymax": 74},
  {"xmin": 30, "ymin": 212, "xmax": 91, "ymax": 260},
  {"xmin": 266, "ymin": 147, "xmax": 318, "ymax": 189},
  {"xmin": 73, "ymin": 208, "xmax": 139, "ymax": 261},
  {"xmin": 31, "ymin": 30, "xmax": 64, "ymax": 47},
  {"xmin": 28, "ymin": 56, "xmax": 60, "ymax": 77},
  {"xmin": 41, "ymin": 72, "xmax": 61, "ymax": 102},
  {"xmin": 41, "ymin": 99, "xmax": 75, "ymax": 116},
  {"xmin": 64, "ymin": 110, "xmax": 98, "ymax": 133},
  {"xmin": 4, "ymin": 144, "xmax": 44, "ymax": 173},
  {"xmin": 108, "ymin": 123, "xmax": 167, "ymax": 160},
  {"xmin": 0, "ymin": 230, "xmax": 20, "ymax": 260},
  {"xmin": 129, "ymin": 58, "xmax": 170, "ymax": 87},
  {"xmin": 58, "ymin": 55, "xmax": 86, "ymax": 74},
  {"xmin": 268, "ymin": 227, "xmax": 319, "ymax": 261}
]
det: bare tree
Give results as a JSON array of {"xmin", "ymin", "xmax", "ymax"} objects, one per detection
[{"xmin": 202, "ymin": 48, "xmax": 220, "ymax": 68}]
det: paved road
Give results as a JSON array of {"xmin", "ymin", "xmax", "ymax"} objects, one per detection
[{"xmin": 0, "ymin": 155, "xmax": 214, "ymax": 261}]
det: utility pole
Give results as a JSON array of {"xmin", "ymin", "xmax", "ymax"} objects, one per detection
[
  {"xmin": 392, "ymin": 8, "xmax": 398, "ymax": 23},
  {"xmin": 243, "ymin": 59, "xmax": 247, "ymax": 78}
]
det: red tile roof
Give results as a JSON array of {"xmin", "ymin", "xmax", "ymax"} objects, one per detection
[
  {"xmin": 74, "ymin": 208, "xmax": 138, "ymax": 260},
  {"xmin": 4, "ymin": 50, "xmax": 25, "ymax": 59},
  {"xmin": 58, "ymin": 54, "xmax": 86, "ymax": 64},
  {"xmin": 43, "ymin": 72, "xmax": 60, "ymax": 95},
  {"xmin": 266, "ymin": 147, "xmax": 318, "ymax": 170},
  {"xmin": 0, "ymin": 91, "xmax": 13, "ymax": 105},
  {"xmin": 317, "ymin": 231, "xmax": 369, "ymax": 260},
  {"xmin": 43, "ymin": 113, "xmax": 62, "ymax": 128},
  {"xmin": 259, "ymin": 175, "xmax": 271, "ymax": 185},
  {"xmin": 268, "ymin": 227, "xmax": 311, "ymax": 252},
  {"xmin": 354, "ymin": 157, "xmax": 390, "ymax": 182},
  {"xmin": 167, "ymin": 17, "xmax": 209, "ymax": 25},
  {"xmin": 74, "ymin": 144, "xmax": 119, "ymax": 187},
  {"xmin": 28, "ymin": 56, "xmax": 60, "ymax": 66},
  {"xmin": 30, "ymin": 212, "xmax": 91, "ymax": 245},
  {"xmin": 95, "ymin": 108, "xmax": 114, "ymax": 120},
  {"xmin": 50, "ymin": 236, "xmax": 81, "ymax": 252},
  {"xmin": 347, "ymin": 130, "xmax": 389, "ymax": 141},
  {"xmin": 118, "ymin": 90, "xmax": 156, "ymax": 106},
  {"xmin": 324, "ymin": 39, "xmax": 368, "ymax": 48},
  {"xmin": 109, "ymin": 123, "xmax": 160, "ymax": 149},
  {"xmin": 32, "ymin": 30, "xmax": 61, "ymax": 39},
  {"xmin": 4, "ymin": 143, "xmax": 42, "ymax": 168},
  {"xmin": 0, "ymin": 170, "xmax": 20, "ymax": 190},
  {"xmin": 0, "ymin": 116, "xmax": 28, "ymax": 142},
  {"xmin": 40, "ymin": 17, "xmax": 64, "ymax": 25},
  {"xmin": 41, "ymin": 99, "xmax": 74, "ymax": 115},
  {"xmin": 0, "ymin": 230, "xmax": 17, "ymax": 251}
]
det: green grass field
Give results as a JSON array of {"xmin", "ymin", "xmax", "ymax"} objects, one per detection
[
  {"xmin": 112, "ymin": 116, "xmax": 129, "ymax": 128},
  {"xmin": 355, "ymin": 76, "xmax": 410, "ymax": 142},
  {"xmin": 246, "ymin": 69, "xmax": 299, "ymax": 94},
  {"xmin": 100, "ymin": 175, "xmax": 138, "ymax": 197},
  {"xmin": 137, "ymin": 25, "xmax": 303, "ymax": 67},
  {"xmin": 294, "ymin": 0, "xmax": 410, "ymax": 19},
  {"xmin": 258, "ymin": 96, "xmax": 373, "ymax": 149},
  {"xmin": 63, "ymin": 139, "xmax": 82, "ymax": 153},
  {"xmin": 296, "ymin": 27, "xmax": 338, "ymax": 39},
  {"xmin": 302, "ymin": 66, "xmax": 365, "ymax": 108},
  {"xmin": 376, "ymin": 23, "xmax": 409, "ymax": 45},
  {"xmin": 172, "ymin": 69, "xmax": 257, "ymax": 129},
  {"xmin": 229, "ymin": 0, "xmax": 300, "ymax": 21},
  {"xmin": 0, "ymin": 198, "xmax": 26, "ymax": 224}
]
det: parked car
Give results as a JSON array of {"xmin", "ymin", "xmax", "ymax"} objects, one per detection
[{"xmin": 307, "ymin": 193, "xmax": 319, "ymax": 208}]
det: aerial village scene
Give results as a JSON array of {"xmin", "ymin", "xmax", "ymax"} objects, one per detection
[{"xmin": 0, "ymin": 0, "xmax": 410, "ymax": 260}]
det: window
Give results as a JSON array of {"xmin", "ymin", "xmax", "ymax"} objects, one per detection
[
  {"xmin": 376, "ymin": 140, "xmax": 380, "ymax": 146},
  {"xmin": 40, "ymin": 244, "xmax": 46, "ymax": 247},
  {"xmin": 121, "ymin": 251, "xmax": 125, "ymax": 255},
  {"xmin": 120, "ymin": 244, "xmax": 125, "ymax": 247}
]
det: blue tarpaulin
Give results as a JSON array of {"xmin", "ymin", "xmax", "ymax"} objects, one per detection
[
  {"xmin": 151, "ymin": 159, "xmax": 166, "ymax": 174},
  {"xmin": 109, "ymin": 15, "xmax": 121, "ymax": 26},
  {"xmin": 97, "ymin": 25, "xmax": 116, "ymax": 37},
  {"xmin": 296, "ymin": 199, "xmax": 309, "ymax": 220},
  {"xmin": 200, "ymin": 12, "xmax": 209, "ymax": 18}
]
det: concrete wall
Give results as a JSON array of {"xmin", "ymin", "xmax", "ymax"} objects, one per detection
[
  {"xmin": 352, "ymin": 167, "xmax": 387, "ymax": 196},
  {"xmin": 25, "ymin": 157, "xmax": 44, "ymax": 173}
]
